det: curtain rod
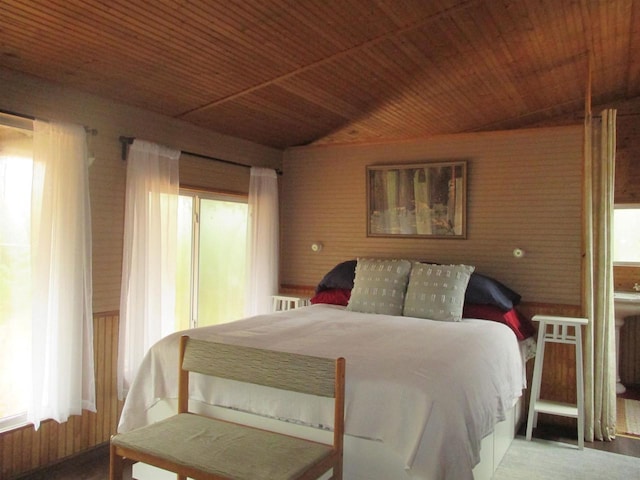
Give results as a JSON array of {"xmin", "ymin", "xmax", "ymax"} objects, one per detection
[
  {"xmin": 119, "ymin": 136, "xmax": 282, "ymax": 175},
  {"xmin": 0, "ymin": 108, "xmax": 97, "ymax": 135}
]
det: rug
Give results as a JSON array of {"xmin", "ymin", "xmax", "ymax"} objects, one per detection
[
  {"xmin": 493, "ymin": 437, "xmax": 640, "ymax": 479},
  {"xmin": 617, "ymin": 397, "xmax": 640, "ymax": 437}
]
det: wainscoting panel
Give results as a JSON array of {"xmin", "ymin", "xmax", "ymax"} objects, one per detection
[{"xmin": 0, "ymin": 313, "xmax": 121, "ymax": 480}]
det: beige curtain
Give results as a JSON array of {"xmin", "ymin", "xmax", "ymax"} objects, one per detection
[{"xmin": 583, "ymin": 109, "xmax": 617, "ymax": 442}]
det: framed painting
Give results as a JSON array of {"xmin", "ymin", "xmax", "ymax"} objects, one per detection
[{"xmin": 366, "ymin": 161, "xmax": 467, "ymax": 238}]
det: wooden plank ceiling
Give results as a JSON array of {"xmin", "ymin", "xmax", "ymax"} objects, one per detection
[{"xmin": 1, "ymin": 0, "xmax": 638, "ymax": 149}]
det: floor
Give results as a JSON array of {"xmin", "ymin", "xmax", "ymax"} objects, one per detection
[
  {"xmin": 14, "ymin": 444, "xmax": 132, "ymax": 480},
  {"xmin": 15, "ymin": 392, "xmax": 640, "ymax": 479},
  {"xmin": 522, "ymin": 385, "xmax": 640, "ymax": 458}
]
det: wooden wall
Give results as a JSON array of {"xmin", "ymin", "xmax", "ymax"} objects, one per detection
[
  {"xmin": 280, "ymin": 125, "xmax": 584, "ymax": 307},
  {"xmin": 0, "ymin": 313, "xmax": 120, "ymax": 480}
]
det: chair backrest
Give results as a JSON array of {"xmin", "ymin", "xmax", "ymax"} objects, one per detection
[{"xmin": 177, "ymin": 335, "xmax": 346, "ymax": 447}]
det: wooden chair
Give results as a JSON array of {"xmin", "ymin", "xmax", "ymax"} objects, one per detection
[{"xmin": 110, "ymin": 335, "xmax": 346, "ymax": 480}]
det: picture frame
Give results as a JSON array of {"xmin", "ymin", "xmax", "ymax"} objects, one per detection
[{"xmin": 366, "ymin": 161, "xmax": 467, "ymax": 238}]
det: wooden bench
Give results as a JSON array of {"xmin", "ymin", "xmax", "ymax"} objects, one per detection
[{"xmin": 109, "ymin": 336, "xmax": 345, "ymax": 480}]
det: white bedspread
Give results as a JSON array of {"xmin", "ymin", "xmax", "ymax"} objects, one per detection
[{"xmin": 118, "ymin": 304, "xmax": 525, "ymax": 480}]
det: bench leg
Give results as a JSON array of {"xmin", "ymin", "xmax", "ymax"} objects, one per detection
[{"xmin": 109, "ymin": 442, "xmax": 123, "ymax": 480}]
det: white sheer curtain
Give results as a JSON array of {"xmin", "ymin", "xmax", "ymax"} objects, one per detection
[
  {"xmin": 118, "ymin": 140, "xmax": 180, "ymax": 400},
  {"xmin": 29, "ymin": 120, "xmax": 95, "ymax": 430},
  {"xmin": 583, "ymin": 109, "xmax": 617, "ymax": 442},
  {"xmin": 245, "ymin": 167, "xmax": 279, "ymax": 316}
]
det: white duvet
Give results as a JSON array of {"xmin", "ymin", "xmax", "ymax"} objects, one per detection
[{"xmin": 118, "ymin": 304, "xmax": 525, "ymax": 480}]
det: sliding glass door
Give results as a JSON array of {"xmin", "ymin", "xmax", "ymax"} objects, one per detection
[{"xmin": 176, "ymin": 190, "xmax": 248, "ymax": 331}]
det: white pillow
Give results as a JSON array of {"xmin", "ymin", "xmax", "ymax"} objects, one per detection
[
  {"xmin": 346, "ymin": 258, "xmax": 412, "ymax": 316},
  {"xmin": 403, "ymin": 262, "xmax": 475, "ymax": 321}
]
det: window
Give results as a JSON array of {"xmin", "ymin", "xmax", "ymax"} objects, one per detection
[
  {"xmin": 1, "ymin": 115, "xmax": 94, "ymax": 432},
  {"xmin": 0, "ymin": 119, "xmax": 33, "ymax": 431},
  {"xmin": 176, "ymin": 190, "xmax": 248, "ymax": 330},
  {"xmin": 613, "ymin": 206, "xmax": 640, "ymax": 265}
]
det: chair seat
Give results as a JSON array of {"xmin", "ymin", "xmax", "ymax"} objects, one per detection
[{"xmin": 112, "ymin": 413, "xmax": 334, "ymax": 480}]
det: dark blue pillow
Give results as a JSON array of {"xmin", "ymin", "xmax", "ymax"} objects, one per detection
[
  {"xmin": 464, "ymin": 272, "xmax": 521, "ymax": 311},
  {"xmin": 315, "ymin": 260, "xmax": 357, "ymax": 293}
]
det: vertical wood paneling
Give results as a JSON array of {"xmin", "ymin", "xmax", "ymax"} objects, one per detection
[
  {"xmin": 281, "ymin": 125, "xmax": 583, "ymax": 306},
  {"xmin": 0, "ymin": 313, "xmax": 122, "ymax": 480}
]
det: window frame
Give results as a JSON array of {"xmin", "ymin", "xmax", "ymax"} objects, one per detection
[
  {"xmin": 0, "ymin": 115, "xmax": 33, "ymax": 433},
  {"xmin": 178, "ymin": 187, "xmax": 248, "ymax": 330},
  {"xmin": 613, "ymin": 203, "xmax": 640, "ymax": 266}
]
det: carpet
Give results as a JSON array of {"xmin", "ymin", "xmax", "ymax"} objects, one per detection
[
  {"xmin": 492, "ymin": 437, "xmax": 640, "ymax": 479},
  {"xmin": 617, "ymin": 397, "xmax": 640, "ymax": 437}
]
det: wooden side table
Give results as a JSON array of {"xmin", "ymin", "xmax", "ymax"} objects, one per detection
[
  {"xmin": 271, "ymin": 294, "xmax": 310, "ymax": 312},
  {"xmin": 525, "ymin": 314, "xmax": 589, "ymax": 449}
]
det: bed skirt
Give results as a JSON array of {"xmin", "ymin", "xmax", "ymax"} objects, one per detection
[{"xmin": 131, "ymin": 396, "xmax": 523, "ymax": 480}]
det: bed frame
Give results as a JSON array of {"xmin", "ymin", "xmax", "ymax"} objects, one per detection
[{"xmin": 131, "ymin": 396, "xmax": 523, "ymax": 480}]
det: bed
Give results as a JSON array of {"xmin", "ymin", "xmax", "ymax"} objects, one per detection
[{"xmin": 118, "ymin": 259, "xmax": 536, "ymax": 480}]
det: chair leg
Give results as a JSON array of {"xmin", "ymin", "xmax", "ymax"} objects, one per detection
[{"xmin": 109, "ymin": 442, "xmax": 123, "ymax": 480}]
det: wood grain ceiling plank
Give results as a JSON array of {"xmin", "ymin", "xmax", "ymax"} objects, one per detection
[
  {"xmin": 340, "ymin": 50, "xmax": 451, "ymax": 136},
  {"xmin": 371, "ymin": 0, "xmax": 463, "ymax": 28},
  {"xmin": 0, "ymin": 1, "xmax": 224, "ymax": 110},
  {"xmin": 481, "ymin": 2, "xmax": 542, "ymax": 112},
  {"xmin": 238, "ymin": 86, "xmax": 345, "ymax": 133},
  {"xmin": 389, "ymin": 29, "xmax": 475, "ymax": 129},
  {"xmin": 562, "ymin": 1, "xmax": 592, "ymax": 98},
  {"xmin": 407, "ymin": 23, "xmax": 492, "ymax": 130},
  {"xmin": 290, "ymin": 0, "xmax": 393, "ymax": 50},
  {"xmin": 174, "ymin": 0, "xmax": 405, "ymax": 110},
  {"xmin": 342, "ymin": 23, "xmax": 468, "ymax": 133},
  {"xmin": 593, "ymin": 0, "xmax": 625, "ymax": 102},
  {"xmin": 342, "ymin": 46, "xmax": 421, "ymax": 129},
  {"xmin": 9, "ymin": 0, "xmax": 225, "ymax": 87},
  {"xmin": 537, "ymin": 0, "xmax": 579, "ymax": 101},
  {"xmin": 609, "ymin": 0, "xmax": 634, "ymax": 100},
  {"xmin": 178, "ymin": 0, "xmax": 482, "ymax": 117},
  {"xmin": 361, "ymin": 39, "xmax": 458, "ymax": 134},
  {"xmin": 490, "ymin": 0, "xmax": 583, "ymax": 119},
  {"xmin": 200, "ymin": 0, "xmax": 336, "ymax": 66},
  {"xmin": 187, "ymin": 100, "xmax": 306, "ymax": 148},
  {"xmin": 440, "ymin": 6, "xmax": 526, "ymax": 127},
  {"xmin": 275, "ymin": 68, "xmax": 398, "ymax": 141},
  {"xmin": 581, "ymin": 0, "xmax": 608, "ymax": 98},
  {"xmin": 562, "ymin": 0, "xmax": 591, "ymax": 92},
  {"xmin": 518, "ymin": 1, "xmax": 568, "ymax": 108},
  {"xmin": 104, "ymin": 0, "xmax": 283, "ymax": 94}
]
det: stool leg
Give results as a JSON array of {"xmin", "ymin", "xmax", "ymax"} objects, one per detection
[
  {"xmin": 575, "ymin": 325, "xmax": 585, "ymax": 450},
  {"xmin": 526, "ymin": 322, "xmax": 547, "ymax": 441}
]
